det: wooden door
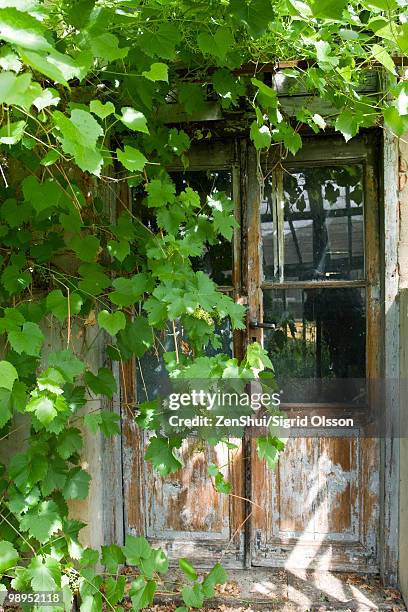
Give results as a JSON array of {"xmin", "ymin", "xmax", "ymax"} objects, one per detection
[
  {"xmin": 122, "ymin": 140, "xmax": 247, "ymax": 568},
  {"xmin": 247, "ymin": 134, "xmax": 381, "ymax": 571},
  {"xmin": 122, "ymin": 134, "xmax": 381, "ymax": 572}
]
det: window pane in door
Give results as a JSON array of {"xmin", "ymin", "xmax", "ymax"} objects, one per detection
[
  {"xmin": 263, "ymin": 287, "xmax": 366, "ymax": 402},
  {"xmin": 262, "ymin": 165, "xmax": 365, "ymax": 282},
  {"xmin": 171, "ymin": 170, "xmax": 233, "ymax": 286}
]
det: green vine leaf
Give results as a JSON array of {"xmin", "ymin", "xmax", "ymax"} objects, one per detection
[
  {"xmin": 8, "ymin": 322, "xmax": 44, "ymax": 356},
  {"xmin": 53, "ymin": 109, "xmax": 104, "ymax": 175},
  {"xmin": 122, "ymin": 535, "xmax": 151, "ymax": 565},
  {"xmin": 139, "ymin": 22, "xmax": 181, "ymax": 59},
  {"xmin": 97, "ymin": 310, "xmax": 126, "ymax": 336},
  {"xmin": 90, "ymin": 100, "xmax": 115, "ymax": 119},
  {"xmin": 109, "ymin": 274, "xmax": 152, "ymax": 307},
  {"xmin": 57, "ymin": 428, "xmax": 83, "ymax": 460},
  {"xmin": 70, "ymin": 235, "xmax": 101, "ymax": 263},
  {"xmin": 179, "ymin": 558, "xmax": 198, "ymax": 581},
  {"xmin": 0, "ymin": 7, "xmax": 52, "ymax": 51},
  {"xmin": 62, "ymin": 467, "xmax": 91, "ymax": 500},
  {"xmin": 146, "ymin": 178, "xmax": 176, "ymax": 207},
  {"xmin": 89, "ymin": 32, "xmax": 129, "ymax": 61},
  {"xmin": 182, "ymin": 584, "xmax": 204, "ymax": 609},
  {"xmin": 250, "ymin": 121, "xmax": 271, "ymax": 150},
  {"xmin": 145, "ymin": 436, "xmax": 183, "ymax": 476},
  {"xmin": 27, "ymin": 555, "xmax": 60, "ymax": 591},
  {"xmin": 119, "ymin": 107, "xmax": 149, "ymax": 133},
  {"xmin": 229, "ymin": 0, "xmax": 275, "ymax": 36},
  {"xmin": 46, "ymin": 290, "xmax": 83, "ymax": 322},
  {"xmin": 197, "ymin": 27, "xmax": 234, "ymax": 62},
  {"xmin": 20, "ymin": 500, "xmax": 62, "ymax": 543},
  {"xmin": 142, "ymin": 62, "xmax": 169, "ymax": 82},
  {"xmin": 48, "ymin": 349, "xmax": 85, "ymax": 382},
  {"xmin": 84, "ymin": 367, "xmax": 117, "ymax": 399},
  {"xmin": 107, "ymin": 239, "xmax": 130, "ymax": 262},
  {"xmin": 0, "ymin": 120, "xmax": 25, "ymax": 144},
  {"xmin": 9, "ymin": 452, "xmax": 48, "ymax": 492},
  {"xmin": 101, "ymin": 544, "xmax": 125, "ymax": 573},
  {"xmin": 257, "ymin": 436, "xmax": 285, "ymax": 469},
  {"xmin": 118, "ymin": 316, "xmax": 153, "ymax": 357},
  {"xmin": 0, "ymin": 360, "xmax": 18, "ymax": 391},
  {"xmin": 116, "ymin": 145, "xmax": 148, "ymax": 172},
  {"xmin": 371, "ymin": 43, "xmax": 397, "ymax": 75},
  {"xmin": 0, "ymin": 540, "xmax": 19, "ymax": 573},
  {"xmin": 84, "ymin": 410, "xmax": 121, "ymax": 436},
  {"xmin": 129, "ymin": 576, "xmax": 157, "ymax": 611},
  {"xmin": 26, "ymin": 394, "xmax": 57, "ymax": 426}
]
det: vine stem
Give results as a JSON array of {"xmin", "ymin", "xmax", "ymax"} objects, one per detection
[
  {"xmin": 0, "ymin": 512, "xmax": 36, "ymax": 555},
  {"xmin": 172, "ymin": 320, "xmax": 179, "ymax": 363},
  {"xmin": 67, "ymin": 286, "xmax": 71, "ymax": 347}
]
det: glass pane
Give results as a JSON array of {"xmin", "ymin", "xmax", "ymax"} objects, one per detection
[
  {"xmin": 262, "ymin": 165, "xmax": 364, "ymax": 281},
  {"xmin": 136, "ymin": 170, "xmax": 234, "ymax": 402},
  {"xmin": 137, "ymin": 318, "xmax": 233, "ymax": 403},
  {"xmin": 171, "ymin": 170, "xmax": 233, "ymax": 286},
  {"xmin": 263, "ymin": 288, "xmax": 366, "ymax": 402}
]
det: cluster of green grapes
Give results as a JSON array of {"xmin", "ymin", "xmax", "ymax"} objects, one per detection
[
  {"xmin": 63, "ymin": 567, "xmax": 82, "ymax": 594},
  {"xmin": 192, "ymin": 306, "xmax": 214, "ymax": 326}
]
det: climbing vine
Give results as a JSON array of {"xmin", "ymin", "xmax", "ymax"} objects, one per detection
[{"xmin": 0, "ymin": 0, "xmax": 406, "ymax": 608}]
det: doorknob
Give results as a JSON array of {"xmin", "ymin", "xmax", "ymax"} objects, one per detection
[{"xmin": 249, "ymin": 319, "xmax": 276, "ymax": 330}]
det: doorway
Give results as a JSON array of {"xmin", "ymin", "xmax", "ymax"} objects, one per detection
[{"xmin": 121, "ymin": 134, "xmax": 382, "ymax": 573}]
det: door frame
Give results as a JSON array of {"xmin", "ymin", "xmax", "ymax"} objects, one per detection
[{"xmin": 114, "ymin": 130, "xmax": 401, "ymax": 583}]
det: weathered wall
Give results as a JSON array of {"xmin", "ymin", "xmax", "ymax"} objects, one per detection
[
  {"xmin": 399, "ymin": 131, "xmax": 408, "ymax": 603},
  {"xmin": 0, "ymin": 169, "xmax": 124, "ymax": 556}
]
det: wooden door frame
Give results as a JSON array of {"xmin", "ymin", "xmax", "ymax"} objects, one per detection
[{"xmin": 112, "ymin": 130, "xmax": 401, "ymax": 583}]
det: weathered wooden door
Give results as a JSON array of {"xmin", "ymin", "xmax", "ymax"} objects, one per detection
[
  {"xmin": 247, "ymin": 134, "xmax": 381, "ymax": 571},
  {"xmin": 122, "ymin": 140, "xmax": 247, "ymax": 568},
  {"xmin": 122, "ymin": 134, "xmax": 381, "ymax": 572}
]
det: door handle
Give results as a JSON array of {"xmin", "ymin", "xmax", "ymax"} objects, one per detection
[{"xmin": 249, "ymin": 319, "xmax": 276, "ymax": 330}]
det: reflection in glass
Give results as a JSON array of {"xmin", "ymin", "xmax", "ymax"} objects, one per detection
[
  {"xmin": 263, "ymin": 288, "xmax": 366, "ymax": 383},
  {"xmin": 262, "ymin": 165, "xmax": 364, "ymax": 281}
]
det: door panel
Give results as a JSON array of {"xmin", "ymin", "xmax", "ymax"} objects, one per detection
[
  {"xmin": 249, "ymin": 135, "xmax": 380, "ymax": 572},
  {"xmin": 122, "ymin": 140, "xmax": 247, "ymax": 568},
  {"xmin": 140, "ymin": 437, "xmax": 245, "ymax": 567},
  {"xmin": 251, "ymin": 437, "xmax": 379, "ymax": 571}
]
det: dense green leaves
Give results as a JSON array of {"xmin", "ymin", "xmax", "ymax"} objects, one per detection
[{"xmin": 0, "ymin": 0, "xmax": 405, "ymax": 601}]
